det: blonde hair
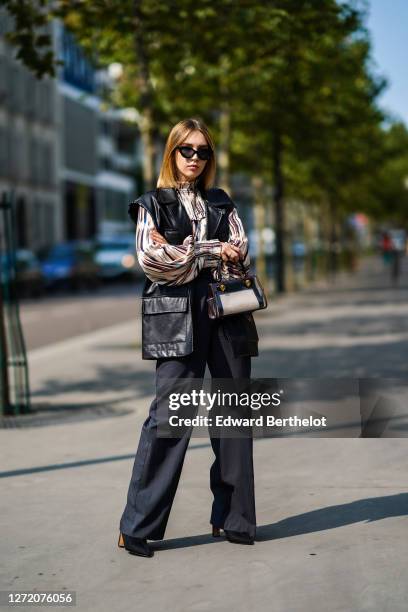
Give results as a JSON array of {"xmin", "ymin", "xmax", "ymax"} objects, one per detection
[{"xmin": 157, "ymin": 118, "xmax": 216, "ymax": 190}]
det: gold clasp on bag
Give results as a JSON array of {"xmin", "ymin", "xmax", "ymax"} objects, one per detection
[
  {"xmin": 244, "ymin": 279, "xmax": 251, "ymax": 287},
  {"xmin": 219, "ymin": 284, "xmax": 226, "ymax": 291}
]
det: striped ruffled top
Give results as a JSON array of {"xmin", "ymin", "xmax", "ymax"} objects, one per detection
[{"xmin": 135, "ymin": 180, "xmax": 250, "ymax": 286}]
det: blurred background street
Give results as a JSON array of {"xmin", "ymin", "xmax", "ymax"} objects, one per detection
[{"xmin": 15, "ymin": 253, "xmax": 408, "ymax": 375}]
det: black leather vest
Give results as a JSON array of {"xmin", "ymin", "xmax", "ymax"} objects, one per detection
[
  {"xmin": 128, "ymin": 186, "xmax": 258, "ymax": 360},
  {"xmin": 129, "ymin": 186, "xmax": 234, "ymax": 244}
]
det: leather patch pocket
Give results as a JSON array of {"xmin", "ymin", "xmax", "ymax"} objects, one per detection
[
  {"xmin": 142, "ymin": 296, "xmax": 189, "ymax": 344},
  {"xmin": 142, "ymin": 296, "xmax": 188, "ymax": 315}
]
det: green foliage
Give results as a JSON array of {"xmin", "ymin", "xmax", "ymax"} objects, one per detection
[
  {"xmin": 1, "ymin": 0, "xmax": 402, "ymax": 225},
  {"xmin": 0, "ymin": 0, "xmax": 61, "ymax": 77},
  {"xmin": 368, "ymin": 123, "xmax": 408, "ymax": 224}
]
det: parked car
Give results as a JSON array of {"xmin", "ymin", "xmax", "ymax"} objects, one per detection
[
  {"xmin": 0, "ymin": 249, "xmax": 45, "ymax": 298},
  {"xmin": 94, "ymin": 234, "xmax": 143, "ymax": 281},
  {"xmin": 15, "ymin": 249, "xmax": 46, "ymax": 298},
  {"xmin": 39, "ymin": 241, "xmax": 100, "ymax": 291}
]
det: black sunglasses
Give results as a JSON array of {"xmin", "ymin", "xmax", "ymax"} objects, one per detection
[{"xmin": 176, "ymin": 145, "xmax": 212, "ymax": 161}]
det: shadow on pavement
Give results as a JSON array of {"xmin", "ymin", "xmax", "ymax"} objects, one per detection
[
  {"xmin": 148, "ymin": 493, "xmax": 408, "ymax": 551},
  {"xmin": 256, "ymin": 492, "xmax": 408, "ymax": 541}
]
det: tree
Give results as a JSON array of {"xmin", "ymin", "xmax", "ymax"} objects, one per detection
[{"xmin": 1, "ymin": 0, "xmax": 390, "ymax": 292}]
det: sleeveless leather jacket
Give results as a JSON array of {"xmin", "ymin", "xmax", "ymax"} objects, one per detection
[{"xmin": 128, "ymin": 186, "xmax": 259, "ymax": 360}]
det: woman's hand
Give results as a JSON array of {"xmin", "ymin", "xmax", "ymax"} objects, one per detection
[
  {"xmin": 220, "ymin": 242, "xmax": 241, "ymax": 263},
  {"xmin": 150, "ymin": 228, "xmax": 168, "ymax": 245}
]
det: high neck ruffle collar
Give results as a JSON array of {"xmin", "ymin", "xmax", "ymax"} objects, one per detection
[{"xmin": 176, "ymin": 178, "xmax": 199, "ymax": 191}]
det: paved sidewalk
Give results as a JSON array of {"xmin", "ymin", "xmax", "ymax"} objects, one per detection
[{"xmin": 0, "ymin": 256, "xmax": 407, "ymax": 612}]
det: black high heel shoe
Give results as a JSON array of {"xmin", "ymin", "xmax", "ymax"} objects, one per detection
[
  {"xmin": 224, "ymin": 530, "xmax": 254, "ymax": 545},
  {"xmin": 118, "ymin": 532, "xmax": 154, "ymax": 557},
  {"xmin": 212, "ymin": 526, "xmax": 223, "ymax": 537}
]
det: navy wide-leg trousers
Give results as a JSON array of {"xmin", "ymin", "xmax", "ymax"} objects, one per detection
[{"xmin": 119, "ymin": 268, "xmax": 256, "ymax": 540}]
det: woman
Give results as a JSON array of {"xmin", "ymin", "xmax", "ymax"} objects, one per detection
[{"xmin": 118, "ymin": 118, "xmax": 258, "ymax": 558}]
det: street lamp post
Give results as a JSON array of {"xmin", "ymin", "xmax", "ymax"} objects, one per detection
[
  {"xmin": 0, "ymin": 194, "xmax": 10, "ymax": 416},
  {"xmin": 0, "ymin": 281, "xmax": 10, "ymax": 415}
]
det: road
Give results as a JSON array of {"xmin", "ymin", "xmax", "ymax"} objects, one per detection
[{"xmin": 19, "ymin": 281, "xmax": 143, "ymax": 350}]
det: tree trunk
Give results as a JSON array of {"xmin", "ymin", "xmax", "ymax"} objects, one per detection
[
  {"xmin": 273, "ymin": 129, "xmax": 285, "ymax": 293},
  {"xmin": 252, "ymin": 175, "xmax": 268, "ymax": 290},
  {"xmin": 218, "ymin": 62, "xmax": 231, "ymax": 191},
  {"xmin": 329, "ymin": 199, "xmax": 338, "ymax": 279},
  {"xmin": 133, "ymin": 0, "xmax": 156, "ymax": 191}
]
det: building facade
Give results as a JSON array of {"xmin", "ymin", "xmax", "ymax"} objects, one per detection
[
  {"xmin": 0, "ymin": 9, "xmax": 61, "ymax": 251},
  {"xmin": 0, "ymin": 11, "xmax": 141, "ymax": 253}
]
